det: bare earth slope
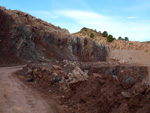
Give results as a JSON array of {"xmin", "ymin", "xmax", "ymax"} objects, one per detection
[
  {"xmin": 0, "ymin": 66, "xmax": 65, "ymax": 113},
  {"xmin": 110, "ymin": 50, "xmax": 150, "ymax": 65},
  {"xmin": 109, "ymin": 49, "xmax": 150, "ymax": 85}
]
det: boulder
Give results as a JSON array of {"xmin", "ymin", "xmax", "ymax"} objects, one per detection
[
  {"xmin": 72, "ymin": 66, "xmax": 88, "ymax": 80},
  {"xmin": 119, "ymin": 70, "xmax": 138, "ymax": 89},
  {"xmin": 121, "ymin": 91, "xmax": 131, "ymax": 98},
  {"xmin": 67, "ymin": 66, "xmax": 88, "ymax": 84},
  {"xmin": 51, "ymin": 72, "xmax": 61, "ymax": 84},
  {"xmin": 53, "ymin": 65, "xmax": 61, "ymax": 70},
  {"xmin": 132, "ymin": 83, "xmax": 147, "ymax": 95},
  {"xmin": 93, "ymin": 73, "xmax": 102, "ymax": 78}
]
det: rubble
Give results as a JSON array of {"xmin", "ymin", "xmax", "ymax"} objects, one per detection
[
  {"xmin": 52, "ymin": 65, "xmax": 61, "ymax": 70},
  {"xmin": 119, "ymin": 70, "xmax": 138, "ymax": 89},
  {"xmin": 92, "ymin": 73, "xmax": 102, "ymax": 78},
  {"xmin": 16, "ymin": 60, "xmax": 150, "ymax": 113},
  {"xmin": 51, "ymin": 72, "xmax": 61, "ymax": 84},
  {"xmin": 121, "ymin": 91, "xmax": 131, "ymax": 98}
]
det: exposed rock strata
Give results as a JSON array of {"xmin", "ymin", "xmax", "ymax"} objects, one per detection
[{"xmin": 0, "ymin": 7, "xmax": 109, "ymax": 63}]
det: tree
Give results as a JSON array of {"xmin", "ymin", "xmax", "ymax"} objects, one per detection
[
  {"xmin": 90, "ymin": 33, "xmax": 94, "ymax": 38},
  {"xmin": 81, "ymin": 27, "xmax": 87, "ymax": 31},
  {"xmin": 102, "ymin": 31, "xmax": 108, "ymax": 37},
  {"xmin": 118, "ymin": 36, "xmax": 129, "ymax": 41},
  {"xmin": 113, "ymin": 37, "xmax": 116, "ymax": 40},
  {"xmin": 118, "ymin": 36, "xmax": 122, "ymax": 40},
  {"xmin": 125, "ymin": 37, "xmax": 129, "ymax": 41},
  {"xmin": 107, "ymin": 35, "xmax": 114, "ymax": 42}
]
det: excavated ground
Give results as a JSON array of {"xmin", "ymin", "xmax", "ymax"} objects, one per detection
[
  {"xmin": 110, "ymin": 49, "xmax": 150, "ymax": 84},
  {"xmin": 109, "ymin": 50, "xmax": 150, "ymax": 65},
  {"xmin": 15, "ymin": 50, "xmax": 150, "ymax": 113},
  {"xmin": 1, "ymin": 6, "xmax": 150, "ymax": 113}
]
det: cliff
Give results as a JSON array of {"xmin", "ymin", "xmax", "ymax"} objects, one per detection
[
  {"xmin": 73, "ymin": 27, "xmax": 150, "ymax": 55},
  {"xmin": 0, "ymin": 7, "xmax": 109, "ymax": 64}
]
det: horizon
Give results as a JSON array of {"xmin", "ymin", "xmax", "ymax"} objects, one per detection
[{"xmin": 1, "ymin": 0, "xmax": 150, "ymax": 42}]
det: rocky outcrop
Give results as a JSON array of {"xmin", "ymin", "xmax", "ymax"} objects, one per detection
[
  {"xmin": 0, "ymin": 7, "xmax": 109, "ymax": 63},
  {"xmin": 97, "ymin": 39, "xmax": 150, "ymax": 55},
  {"xmin": 74, "ymin": 27, "xmax": 150, "ymax": 55}
]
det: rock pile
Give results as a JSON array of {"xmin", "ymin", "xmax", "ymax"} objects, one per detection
[
  {"xmin": 16, "ymin": 61, "xmax": 150, "ymax": 113},
  {"xmin": 62, "ymin": 72, "xmax": 150, "ymax": 113},
  {"xmin": 22, "ymin": 63, "xmax": 89, "ymax": 92}
]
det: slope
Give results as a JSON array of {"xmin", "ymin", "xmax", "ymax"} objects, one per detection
[
  {"xmin": 73, "ymin": 27, "xmax": 150, "ymax": 55},
  {"xmin": 0, "ymin": 7, "xmax": 109, "ymax": 64}
]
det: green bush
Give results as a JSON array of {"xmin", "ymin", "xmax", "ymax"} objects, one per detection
[
  {"xmin": 125, "ymin": 37, "xmax": 129, "ymax": 41},
  {"xmin": 90, "ymin": 33, "xmax": 94, "ymax": 38},
  {"xmin": 107, "ymin": 35, "xmax": 115, "ymax": 42},
  {"xmin": 118, "ymin": 36, "xmax": 122, "ymax": 40},
  {"xmin": 118, "ymin": 36, "xmax": 129, "ymax": 41},
  {"xmin": 81, "ymin": 27, "xmax": 87, "ymax": 31},
  {"xmin": 102, "ymin": 31, "xmax": 108, "ymax": 37}
]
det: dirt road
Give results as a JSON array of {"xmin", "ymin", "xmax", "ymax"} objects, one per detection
[{"xmin": 0, "ymin": 66, "xmax": 63, "ymax": 113}]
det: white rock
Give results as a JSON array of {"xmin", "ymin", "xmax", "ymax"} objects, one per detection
[
  {"xmin": 53, "ymin": 65, "xmax": 61, "ymax": 70},
  {"xmin": 121, "ymin": 92, "xmax": 131, "ymax": 98}
]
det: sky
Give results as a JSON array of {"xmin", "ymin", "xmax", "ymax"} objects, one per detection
[{"xmin": 1, "ymin": 0, "xmax": 150, "ymax": 41}]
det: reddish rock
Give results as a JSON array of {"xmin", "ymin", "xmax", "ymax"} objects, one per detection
[
  {"xmin": 0, "ymin": 7, "xmax": 109, "ymax": 64},
  {"xmin": 119, "ymin": 70, "xmax": 138, "ymax": 89}
]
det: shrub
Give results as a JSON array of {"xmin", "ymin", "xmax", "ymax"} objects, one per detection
[
  {"xmin": 107, "ymin": 35, "xmax": 115, "ymax": 42},
  {"xmin": 118, "ymin": 36, "xmax": 129, "ymax": 41},
  {"xmin": 90, "ymin": 33, "xmax": 94, "ymax": 38},
  {"xmin": 81, "ymin": 27, "xmax": 87, "ymax": 31},
  {"xmin": 125, "ymin": 37, "xmax": 129, "ymax": 41},
  {"xmin": 118, "ymin": 36, "xmax": 123, "ymax": 40},
  {"xmin": 102, "ymin": 31, "xmax": 108, "ymax": 37}
]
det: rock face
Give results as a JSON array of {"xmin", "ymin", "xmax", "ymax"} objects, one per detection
[
  {"xmin": 0, "ymin": 7, "xmax": 109, "ymax": 63},
  {"xmin": 74, "ymin": 27, "xmax": 150, "ymax": 55}
]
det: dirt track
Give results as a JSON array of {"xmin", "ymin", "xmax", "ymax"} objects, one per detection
[{"xmin": 0, "ymin": 66, "xmax": 62, "ymax": 113}]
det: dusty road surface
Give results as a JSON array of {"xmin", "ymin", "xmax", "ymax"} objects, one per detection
[{"xmin": 0, "ymin": 66, "xmax": 63, "ymax": 113}]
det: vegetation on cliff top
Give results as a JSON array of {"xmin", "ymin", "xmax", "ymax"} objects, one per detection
[{"xmin": 73, "ymin": 27, "xmax": 129, "ymax": 42}]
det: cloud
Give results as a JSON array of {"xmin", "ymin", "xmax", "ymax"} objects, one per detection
[
  {"xmin": 28, "ymin": 10, "xmax": 150, "ymax": 41},
  {"xmin": 127, "ymin": 16, "xmax": 138, "ymax": 19},
  {"xmin": 57, "ymin": 10, "xmax": 107, "ymax": 19},
  {"xmin": 51, "ymin": 16, "xmax": 59, "ymax": 19},
  {"xmin": 29, "ymin": 11, "xmax": 59, "ymax": 19},
  {"xmin": 56, "ymin": 10, "xmax": 150, "ymax": 41},
  {"xmin": 142, "ymin": 20, "xmax": 150, "ymax": 22}
]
